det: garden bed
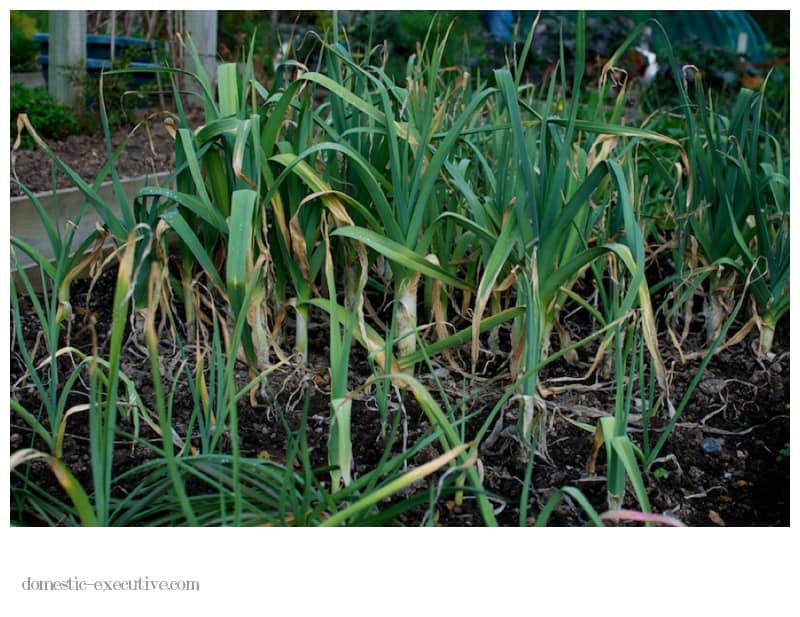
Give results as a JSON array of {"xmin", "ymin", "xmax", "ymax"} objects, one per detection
[
  {"xmin": 10, "ymin": 262, "xmax": 790, "ymax": 526},
  {"xmin": 10, "ymin": 14, "xmax": 790, "ymax": 527},
  {"xmin": 9, "ymin": 123, "xmax": 790, "ymax": 527},
  {"xmin": 10, "ymin": 107, "xmax": 186, "ymax": 197}
]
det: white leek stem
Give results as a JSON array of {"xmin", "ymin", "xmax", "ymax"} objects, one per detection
[
  {"xmin": 396, "ymin": 274, "xmax": 420, "ymax": 359},
  {"xmin": 295, "ymin": 303, "xmax": 309, "ymax": 365}
]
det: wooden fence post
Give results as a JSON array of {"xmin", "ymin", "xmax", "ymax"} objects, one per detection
[
  {"xmin": 184, "ymin": 11, "xmax": 218, "ymax": 89},
  {"xmin": 48, "ymin": 10, "xmax": 86, "ymax": 107}
]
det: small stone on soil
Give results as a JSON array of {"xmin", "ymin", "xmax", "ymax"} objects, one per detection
[
  {"xmin": 662, "ymin": 508, "xmax": 681, "ymax": 520},
  {"xmin": 699, "ymin": 378, "xmax": 727, "ymax": 395},
  {"xmin": 701, "ymin": 437, "xmax": 723, "ymax": 455}
]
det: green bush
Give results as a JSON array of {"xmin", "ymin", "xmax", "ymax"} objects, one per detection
[
  {"xmin": 10, "ymin": 30, "xmax": 39, "ymax": 71},
  {"xmin": 10, "ymin": 10, "xmax": 41, "ymax": 70},
  {"xmin": 10, "ymin": 84, "xmax": 81, "ymax": 148},
  {"xmin": 10, "ymin": 10, "xmax": 41, "ymax": 36}
]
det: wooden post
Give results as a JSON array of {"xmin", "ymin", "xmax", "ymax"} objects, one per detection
[
  {"xmin": 184, "ymin": 11, "xmax": 218, "ymax": 88},
  {"xmin": 48, "ymin": 10, "xmax": 86, "ymax": 107}
]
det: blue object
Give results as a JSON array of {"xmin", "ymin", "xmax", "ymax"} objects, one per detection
[
  {"xmin": 33, "ymin": 33, "xmax": 160, "ymax": 60},
  {"xmin": 33, "ymin": 33, "xmax": 163, "ymax": 109},
  {"xmin": 33, "ymin": 32, "xmax": 163, "ymax": 101},
  {"xmin": 33, "ymin": 33, "xmax": 160, "ymax": 61},
  {"xmin": 482, "ymin": 11, "xmax": 515, "ymax": 43},
  {"xmin": 701, "ymin": 437, "xmax": 723, "ymax": 455},
  {"xmin": 33, "ymin": 33, "xmax": 161, "ymax": 81},
  {"xmin": 36, "ymin": 55, "xmax": 159, "ymax": 87},
  {"xmin": 85, "ymin": 34, "xmax": 159, "ymax": 62}
]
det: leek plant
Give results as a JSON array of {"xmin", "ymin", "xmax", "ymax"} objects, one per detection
[
  {"xmin": 640, "ymin": 270, "xmax": 752, "ymax": 467},
  {"xmin": 11, "ymin": 135, "xmax": 149, "ymax": 523},
  {"xmin": 303, "ymin": 32, "xmax": 493, "ymax": 365},
  {"xmin": 675, "ymin": 69, "xmax": 789, "ymax": 356},
  {"xmin": 728, "ymin": 76, "xmax": 789, "ymax": 357},
  {"xmin": 11, "ymin": 191, "xmax": 104, "ymax": 456},
  {"xmin": 323, "ymin": 222, "xmax": 357, "ymax": 489},
  {"xmin": 584, "ymin": 267, "xmax": 752, "ymax": 518},
  {"xmin": 142, "ymin": 259, "xmax": 197, "ymax": 524},
  {"xmin": 596, "ymin": 318, "xmax": 652, "ymax": 513},
  {"xmin": 14, "ymin": 77, "xmax": 170, "ymax": 325},
  {"xmin": 85, "ymin": 233, "xmax": 140, "ymax": 524},
  {"xmin": 154, "ymin": 61, "xmax": 276, "ymax": 369},
  {"xmin": 13, "ymin": 233, "xmax": 145, "ymax": 526},
  {"xmin": 265, "ymin": 85, "xmax": 324, "ymax": 364},
  {"xmin": 102, "ymin": 38, "xmax": 293, "ymax": 372},
  {"xmin": 450, "ymin": 13, "xmax": 667, "ymax": 450}
]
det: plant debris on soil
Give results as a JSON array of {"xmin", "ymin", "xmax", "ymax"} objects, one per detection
[{"xmin": 10, "ymin": 265, "xmax": 790, "ymax": 527}]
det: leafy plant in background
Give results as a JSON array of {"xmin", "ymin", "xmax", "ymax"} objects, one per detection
[
  {"xmin": 10, "ymin": 85, "xmax": 81, "ymax": 147},
  {"xmin": 10, "ymin": 10, "xmax": 40, "ymax": 70},
  {"xmin": 10, "ymin": 30, "xmax": 40, "ymax": 71},
  {"xmin": 218, "ymin": 10, "xmax": 282, "ymax": 84},
  {"xmin": 667, "ymin": 38, "xmax": 744, "ymax": 94},
  {"xmin": 517, "ymin": 11, "xmax": 639, "ymax": 87},
  {"xmin": 346, "ymin": 11, "xmax": 492, "ymax": 82}
]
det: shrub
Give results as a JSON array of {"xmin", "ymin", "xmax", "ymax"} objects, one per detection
[
  {"xmin": 10, "ymin": 10, "xmax": 40, "ymax": 37},
  {"xmin": 10, "ymin": 30, "xmax": 40, "ymax": 71},
  {"xmin": 10, "ymin": 10, "xmax": 41, "ymax": 70}
]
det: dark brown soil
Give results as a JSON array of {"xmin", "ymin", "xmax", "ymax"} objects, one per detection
[
  {"xmin": 10, "ymin": 262, "xmax": 790, "ymax": 526},
  {"xmin": 10, "ymin": 107, "xmax": 202, "ymax": 197}
]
